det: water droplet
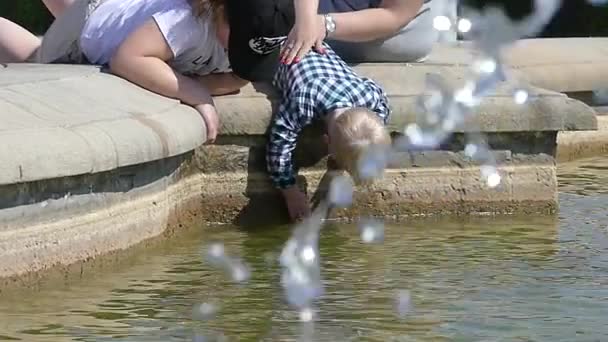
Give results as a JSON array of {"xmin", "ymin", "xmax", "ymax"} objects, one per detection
[
  {"xmin": 474, "ymin": 58, "xmax": 497, "ymax": 74},
  {"xmin": 513, "ymin": 89, "xmax": 529, "ymax": 105},
  {"xmin": 487, "ymin": 172, "xmax": 501, "ymax": 188},
  {"xmin": 193, "ymin": 302, "xmax": 218, "ymax": 320},
  {"xmin": 481, "ymin": 165, "xmax": 501, "ymax": 188},
  {"xmin": 358, "ymin": 218, "xmax": 385, "ymax": 244},
  {"xmin": 464, "ymin": 143, "xmax": 478, "ymax": 158},
  {"xmin": 433, "ymin": 15, "xmax": 452, "ymax": 31},
  {"xmin": 396, "ymin": 290, "xmax": 412, "ymax": 318},
  {"xmin": 230, "ymin": 262, "xmax": 251, "ymax": 283},
  {"xmin": 328, "ymin": 175, "xmax": 354, "ymax": 208},
  {"xmin": 457, "ymin": 18, "xmax": 472, "ymax": 33},
  {"xmin": 300, "ymin": 246, "xmax": 316, "ymax": 265},
  {"xmin": 453, "ymin": 83, "xmax": 479, "ymax": 107},
  {"xmin": 441, "ymin": 117, "xmax": 456, "ymax": 131},
  {"xmin": 357, "ymin": 145, "xmax": 389, "ymax": 181},
  {"xmin": 299, "ymin": 308, "xmax": 314, "ymax": 322},
  {"xmin": 203, "ymin": 243, "xmax": 251, "ymax": 283},
  {"xmin": 207, "ymin": 243, "xmax": 225, "ymax": 259}
]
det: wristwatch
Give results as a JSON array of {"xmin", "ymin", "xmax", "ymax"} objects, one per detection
[{"xmin": 323, "ymin": 14, "xmax": 337, "ymax": 38}]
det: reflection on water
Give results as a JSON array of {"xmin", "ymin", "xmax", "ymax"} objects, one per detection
[
  {"xmin": 559, "ymin": 156, "xmax": 608, "ymax": 196},
  {"xmin": 0, "ymin": 157, "xmax": 607, "ymax": 341}
]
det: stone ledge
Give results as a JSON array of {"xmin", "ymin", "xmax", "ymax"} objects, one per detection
[
  {"xmin": 195, "ymin": 162, "xmax": 558, "ymax": 226},
  {"xmin": 557, "ymin": 115, "xmax": 608, "ymax": 162},
  {"xmin": 216, "ymin": 81, "xmax": 596, "ymax": 136},
  {"xmin": 0, "ymin": 153, "xmax": 200, "ymax": 281},
  {"xmin": 0, "ymin": 64, "xmax": 206, "ymax": 186},
  {"xmin": 428, "ymin": 38, "xmax": 608, "ymax": 93}
]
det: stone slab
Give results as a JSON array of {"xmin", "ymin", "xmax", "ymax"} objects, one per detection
[
  {"xmin": 0, "ymin": 64, "xmax": 206, "ymax": 186},
  {"xmin": 195, "ymin": 162, "xmax": 558, "ymax": 226},
  {"xmin": 427, "ymin": 38, "xmax": 608, "ymax": 93},
  {"xmin": 557, "ymin": 115, "xmax": 608, "ymax": 162},
  {"xmin": 0, "ymin": 154, "xmax": 204, "ymax": 282},
  {"xmin": 216, "ymin": 79, "xmax": 596, "ymax": 136}
]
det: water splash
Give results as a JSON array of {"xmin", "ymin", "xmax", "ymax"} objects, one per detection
[
  {"xmin": 328, "ymin": 174, "xmax": 354, "ymax": 208},
  {"xmin": 203, "ymin": 243, "xmax": 251, "ymax": 283},
  {"xmin": 192, "ymin": 302, "xmax": 219, "ymax": 321},
  {"xmin": 395, "ymin": 289, "xmax": 412, "ymax": 318},
  {"xmin": 358, "ymin": 218, "xmax": 385, "ymax": 244},
  {"xmin": 279, "ymin": 204, "xmax": 328, "ymax": 319}
]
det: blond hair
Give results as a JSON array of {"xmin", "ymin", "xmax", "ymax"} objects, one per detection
[
  {"xmin": 190, "ymin": 0, "xmax": 225, "ymax": 20},
  {"xmin": 329, "ymin": 107, "xmax": 391, "ymax": 184}
]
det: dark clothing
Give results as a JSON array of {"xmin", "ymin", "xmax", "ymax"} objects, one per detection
[{"xmin": 318, "ymin": 0, "xmax": 382, "ymax": 13}]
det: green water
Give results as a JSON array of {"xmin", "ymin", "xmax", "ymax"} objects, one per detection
[{"xmin": 1, "ymin": 157, "xmax": 608, "ymax": 341}]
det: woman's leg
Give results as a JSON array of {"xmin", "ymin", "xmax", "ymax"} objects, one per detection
[
  {"xmin": 43, "ymin": 0, "xmax": 76, "ymax": 18},
  {"xmin": 0, "ymin": 18, "xmax": 41, "ymax": 63},
  {"xmin": 327, "ymin": 0, "xmax": 444, "ymax": 63}
]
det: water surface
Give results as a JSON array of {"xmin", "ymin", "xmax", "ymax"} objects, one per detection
[{"xmin": 1, "ymin": 157, "xmax": 608, "ymax": 341}]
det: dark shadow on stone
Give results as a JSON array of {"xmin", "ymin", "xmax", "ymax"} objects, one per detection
[
  {"xmin": 231, "ymin": 148, "xmax": 294, "ymax": 229},
  {"xmin": 231, "ymin": 132, "xmax": 330, "ymax": 228},
  {"xmin": 230, "ymin": 82, "xmax": 332, "ymax": 228},
  {"xmin": 0, "ymin": 153, "xmax": 190, "ymax": 211}
]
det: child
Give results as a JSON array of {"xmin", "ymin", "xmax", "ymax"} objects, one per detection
[
  {"xmin": 0, "ymin": 0, "xmax": 247, "ymax": 143},
  {"xmin": 267, "ymin": 43, "xmax": 392, "ymax": 221}
]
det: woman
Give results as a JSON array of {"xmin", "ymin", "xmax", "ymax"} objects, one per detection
[
  {"xmin": 224, "ymin": 0, "xmax": 446, "ymax": 82},
  {"xmin": 280, "ymin": 0, "xmax": 441, "ymax": 65},
  {"xmin": 0, "ymin": 0, "xmax": 246, "ymax": 143}
]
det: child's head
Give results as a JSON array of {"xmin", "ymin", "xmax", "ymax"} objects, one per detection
[
  {"xmin": 191, "ymin": 0, "xmax": 230, "ymax": 49},
  {"xmin": 327, "ymin": 107, "xmax": 391, "ymax": 183}
]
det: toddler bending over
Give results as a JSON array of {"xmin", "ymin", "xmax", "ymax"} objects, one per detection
[{"xmin": 268, "ymin": 43, "xmax": 391, "ymax": 221}]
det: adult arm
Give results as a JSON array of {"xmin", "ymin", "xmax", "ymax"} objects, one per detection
[
  {"xmin": 330, "ymin": 0, "xmax": 424, "ymax": 42},
  {"xmin": 42, "ymin": 0, "xmax": 74, "ymax": 18},
  {"xmin": 109, "ymin": 18, "xmax": 220, "ymax": 142},
  {"xmin": 282, "ymin": 0, "xmax": 424, "ymax": 64}
]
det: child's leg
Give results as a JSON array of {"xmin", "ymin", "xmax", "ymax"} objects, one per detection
[
  {"xmin": 43, "ymin": 0, "xmax": 76, "ymax": 18},
  {"xmin": 0, "ymin": 18, "xmax": 41, "ymax": 63}
]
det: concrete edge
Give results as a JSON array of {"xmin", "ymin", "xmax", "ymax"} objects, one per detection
[
  {"xmin": 557, "ymin": 115, "xmax": 608, "ymax": 163},
  {"xmin": 0, "ymin": 161, "xmax": 204, "ymax": 281},
  {"xmin": 214, "ymin": 88, "xmax": 598, "ymax": 136}
]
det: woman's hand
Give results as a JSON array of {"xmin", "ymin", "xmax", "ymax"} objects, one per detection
[
  {"xmin": 280, "ymin": 13, "xmax": 326, "ymax": 65},
  {"xmin": 195, "ymin": 103, "xmax": 220, "ymax": 143}
]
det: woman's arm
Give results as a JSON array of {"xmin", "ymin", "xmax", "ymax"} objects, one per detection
[
  {"xmin": 329, "ymin": 0, "xmax": 424, "ymax": 42},
  {"xmin": 109, "ymin": 19, "xmax": 213, "ymax": 106},
  {"xmin": 109, "ymin": 18, "xmax": 220, "ymax": 141},
  {"xmin": 282, "ymin": 0, "xmax": 424, "ymax": 64},
  {"xmin": 42, "ymin": 0, "xmax": 74, "ymax": 18}
]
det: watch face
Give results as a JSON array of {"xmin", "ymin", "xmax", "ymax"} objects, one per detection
[{"xmin": 326, "ymin": 15, "xmax": 336, "ymax": 32}]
